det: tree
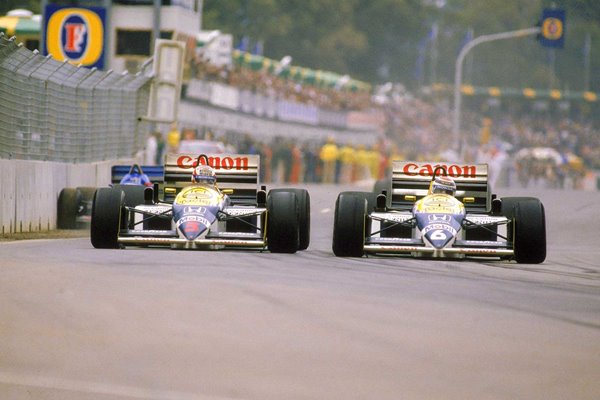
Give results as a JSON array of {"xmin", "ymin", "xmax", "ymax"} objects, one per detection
[
  {"xmin": 203, "ymin": 0, "xmax": 600, "ymax": 90},
  {"xmin": 0, "ymin": 1, "xmax": 40, "ymax": 15}
]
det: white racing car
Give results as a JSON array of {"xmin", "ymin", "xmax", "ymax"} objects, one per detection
[
  {"xmin": 91, "ymin": 153, "xmax": 310, "ymax": 253},
  {"xmin": 332, "ymin": 161, "xmax": 546, "ymax": 263}
]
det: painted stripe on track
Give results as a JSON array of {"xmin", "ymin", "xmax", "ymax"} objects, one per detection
[{"xmin": 0, "ymin": 371, "xmax": 237, "ymax": 400}]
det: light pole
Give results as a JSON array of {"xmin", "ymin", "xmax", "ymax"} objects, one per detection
[{"xmin": 453, "ymin": 27, "xmax": 541, "ymax": 160}]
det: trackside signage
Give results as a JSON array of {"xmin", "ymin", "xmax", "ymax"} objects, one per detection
[
  {"xmin": 393, "ymin": 161, "xmax": 487, "ymax": 180},
  {"xmin": 44, "ymin": 5, "xmax": 106, "ymax": 69}
]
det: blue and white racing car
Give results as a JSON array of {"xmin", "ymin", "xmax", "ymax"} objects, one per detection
[
  {"xmin": 332, "ymin": 161, "xmax": 546, "ymax": 264},
  {"xmin": 90, "ymin": 153, "xmax": 310, "ymax": 253}
]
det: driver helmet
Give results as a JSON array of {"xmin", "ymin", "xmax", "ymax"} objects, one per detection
[
  {"xmin": 429, "ymin": 175, "xmax": 456, "ymax": 196},
  {"xmin": 192, "ymin": 164, "xmax": 217, "ymax": 184}
]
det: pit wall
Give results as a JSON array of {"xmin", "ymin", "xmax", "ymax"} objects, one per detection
[{"xmin": 0, "ymin": 158, "xmax": 138, "ymax": 234}]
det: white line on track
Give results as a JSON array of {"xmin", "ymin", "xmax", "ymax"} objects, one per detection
[{"xmin": 0, "ymin": 371, "xmax": 237, "ymax": 400}]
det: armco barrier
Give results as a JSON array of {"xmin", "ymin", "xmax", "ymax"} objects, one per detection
[
  {"xmin": 0, "ymin": 158, "xmax": 138, "ymax": 234},
  {"xmin": 0, "ymin": 160, "xmax": 16, "ymax": 234}
]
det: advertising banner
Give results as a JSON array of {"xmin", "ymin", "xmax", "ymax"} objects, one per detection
[
  {"xmin": 539, "ymin": 8, "xmax": 565, "ymax": 49},
  {"xmin": 44, "ymin": 5, "xmax": 106, "ymax": 69}
]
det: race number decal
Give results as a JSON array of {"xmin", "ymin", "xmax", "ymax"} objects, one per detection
[{"xmin": 430, "ymin": 230, "xmax": 448, "ymax": 241}]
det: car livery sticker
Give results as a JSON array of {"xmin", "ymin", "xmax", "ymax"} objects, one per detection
[
  {"xmin": 176, "ymin": 155, "xmax": 249, "ymax": 170},
  {"xmin": 175, "ymin": 186, "xmax": 222, "ymax": 206}
]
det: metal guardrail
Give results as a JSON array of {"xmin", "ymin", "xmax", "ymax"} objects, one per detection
[{"xmin": 0, "ymin": 33, "xmax": 152, "ymax": 162}]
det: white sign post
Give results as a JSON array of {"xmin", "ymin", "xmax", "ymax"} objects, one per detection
[{"xmin": 145, "ymin": 39, "xmax": 185, "ymax": 123}]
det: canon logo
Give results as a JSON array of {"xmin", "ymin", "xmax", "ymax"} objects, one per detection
[
  {"xmin": 403, "ymin": 163, "xmax": 476, "ymax": 178},
  {"xmin": 177, "ymin": 156, "xmax": 249, "ymax": 170}
]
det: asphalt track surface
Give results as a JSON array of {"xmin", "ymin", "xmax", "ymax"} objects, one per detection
[{"xmin": 1, "ymin": 184, "xmax": 599, "ymax": 400}]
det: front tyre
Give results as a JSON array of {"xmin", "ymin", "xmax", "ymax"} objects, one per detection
[
  {"xmin": 332, "ymin": 192, "xmax": 366, "ymax": 257},
  {"xmin": 501, "ymin": 196, "xmax": 541, "ymax": 243},
  {"xmin": 267, "ymin": 191, "xmax": 299, "ymax": 253},
  {"xmin": 90, "ymin": 187, "xmax": 124, "ymax": 249},
  {"xmin": 512, "ymin": 198, "xmax": 546, "ymax": 264}
]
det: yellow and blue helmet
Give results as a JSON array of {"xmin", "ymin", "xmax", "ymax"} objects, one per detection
[
  {"xmin": 192, "ymin": 164, "xmax": 216, "ymax": 184},
  {"xmin": 429, "ymin": 175, "xmax": 456, "ymax": 196}
]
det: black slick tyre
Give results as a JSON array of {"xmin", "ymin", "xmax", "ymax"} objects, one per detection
[
  {"xmin": 500, "ymin": 196, "xmax": 540, "ymax": 243},
  {"xmin": 75, "ymin": 186, "xmax": 97, "ymax": 202},
  {"xmin": 113, "ymin": 184, "xmax": 147, "ymax": 207},
  {"xmin": 90, "ymin": 187, "xmax": 124, "ymax": 249},
  {"xmin": 501, "ymin": 197, "xmax": 539, "ymax": 221},
  {"xmin": 267, "ymin": 191, "xmax": 299, "ymax": 253},
  {"xmin": 57, "ymin": 188, "xmax": 81, "ymax": 229},
  {"xmin": 332, "ymin": 192, "xmax": 366, "ymax": 257},
  {"xmin": 341, "ymin": 191, "xmax": 377, "ymax": 213},
  {"xmin": 513, "ymin": 198, "xmax": 546, "ymax": 264},
  {"xmin": 270, "ymin": 188, "xmax": 310, "ymax": 250},
  {"xmin": 373, "ymin": 179, "xmax": 389, "ymax": 195}
]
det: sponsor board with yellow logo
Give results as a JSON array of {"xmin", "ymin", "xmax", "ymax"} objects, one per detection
[{"xmin": 44, "ymin": 4, "xmax": 106, "ymax": 69}]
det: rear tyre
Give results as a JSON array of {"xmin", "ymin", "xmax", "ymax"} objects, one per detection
[
  {"xmin": 270, "ymin": 188, "xmax": 310, "ymax": 250},
  {"xmin": 75, "ymin": 186, "xmax": 96, "ymax": 202},
  {"xmin": 226, "ymin": 216, "xmax": 257, "ymax": 233},
  {"xmin": 91, "ymin": 187, "xmax": 124, "ymax": 249},
  {"xmin": 513, "ymin": 199, "xmax": 546, "ymax": 264},
  {"xmin": 464, "ymin": 226, "xmax": 497, "ymax": 241},
  {"xmin": 113, "ymin": 184, "xmax": 146, "ymax": 207},
  {"xmin": 267, "ymin": 191, "xmax": 299, "ymax": 253},
  {"xmin": 332, "ymin": 192, "xmax": 366, "ymax": 257},
  {"xmin": 373, "ymin": 178, "xmax": 389, "ymax": 195},
  {"xmin": 57, "ymin": 188, "xmax": 81, "ymax": 229},
  {"xmin": 380, "ymin": 221, "xmax": 412, "ymax": 239},
  {"xmin": 342, "ymin": 191, "xmax": 377, "ymax": 214}
]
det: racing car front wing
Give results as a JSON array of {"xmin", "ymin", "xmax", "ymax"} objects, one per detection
[
  {"xmin": 363, "ymin": 236, "xmax": 514, "ymax": 258},
  {"xmin": 117, "ymin": 230, "xmax": 266, "ymax": 249},
  {"xmin": 363, "ymin": 243, "xmax": 514, "ymax": 257}
]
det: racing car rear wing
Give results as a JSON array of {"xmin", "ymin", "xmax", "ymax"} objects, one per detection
[
  {"xmin": 111, "ymin": 165, "xmax": 165, "ymax": 184},
  {"xmin": 389, "ymin": 161, "xmax": 491, "ymax": 212},
  {"xmin": 163, "ymin": 153, "xmax": 260, "ymax": 204}
]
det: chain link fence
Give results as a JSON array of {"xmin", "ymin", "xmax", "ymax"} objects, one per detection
[{"xmin": 0, "ymin": 33, "xmax": 152, "ymax": 163}]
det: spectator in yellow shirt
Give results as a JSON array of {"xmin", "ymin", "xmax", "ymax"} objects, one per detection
[
  {"xmin": 167, "ymin": 123, "xmax": 181, "ymax": 154},
  {"xmin": 355, "ymin": 145, "xmax": 371, "ymax": 181},
  {"xmin": 319, "ymin": 137, "xmax": 339, "ymax": 183},
  {"xmin": 338, "ymin": 143, "xmax": 356, "ymax": 184}
]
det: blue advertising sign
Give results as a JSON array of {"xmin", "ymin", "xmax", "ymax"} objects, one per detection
[
  {"xmin": 539, "ymin": 8, "xmax": 565, "ymax": 48},
  {"xmin": 44, "ymin": 4, "xmax": 106, "ymax": 69}
]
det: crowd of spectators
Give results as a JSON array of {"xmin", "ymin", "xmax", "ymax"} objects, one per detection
[
  {"xmin": 164, "ymin": 53, "xmax": 600, "ymax": 190},
  {"xmin": 377, "ymin": 87, "xmax": 600, "ymax": 189},
  {"xmin": 149, "ymin": 127, "xmax": 392, "ymax": 185},
  {"xmin": 190, "ymin": 54, "xmax": 372, "ymax": 111}
]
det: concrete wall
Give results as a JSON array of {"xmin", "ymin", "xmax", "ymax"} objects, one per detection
[{"xmin": 0, "ymin": 158, "xmax": 138, "ymax": 234}]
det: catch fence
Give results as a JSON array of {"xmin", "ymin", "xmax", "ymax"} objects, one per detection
[{"xmin": 0, "ymin": 33, "xmax": 151, "ymax": 162}]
